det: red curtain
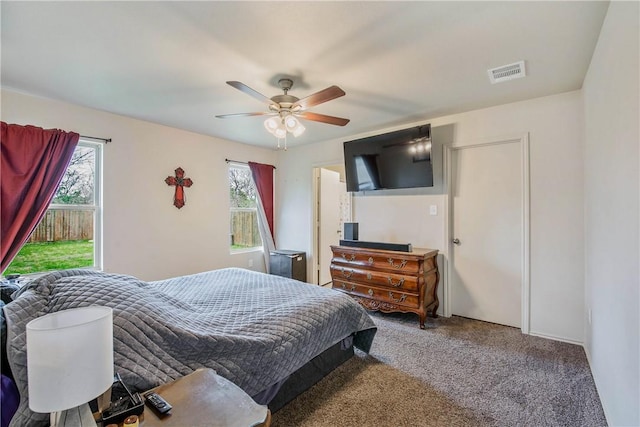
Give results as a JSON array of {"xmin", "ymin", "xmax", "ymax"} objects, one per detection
[
  {"xmin": 1, "ymin": 122, "xmax": 79, "ymax": 273},
  {"xmin": 248, "ymin": 161, "xmax": 275, "ymax": 240}
]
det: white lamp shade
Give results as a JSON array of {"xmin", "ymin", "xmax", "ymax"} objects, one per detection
[
  {"xmin": 284, "ymin": 116, "xmax": 305, "ymax": 137},
  {"xmin": 284, "ymin": 116, "xmax": 297, "ymax": 131},
  {"xmin": 273, "ymin": 126, "xmax": 287, "ymax": 139},
  {"xmin": 263, "ymin": 117, "xmax": 279, "ymax": 132},
  {"xmin": 27, "ymin": 306, "xmax": 114, "ymax": 413},
  {"xmin": 291, "ymin": 121, "xmax": 305, "ymax": 137}
]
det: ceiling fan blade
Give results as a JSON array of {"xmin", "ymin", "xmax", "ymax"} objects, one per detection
[
  {"xmin": 215, "ymin": 112, "xmax": 272, "ymax": 119},
  {"xmin": 226, "ymin": 81, "xmax": 276, "ymax": 106},
  {"xmin": 298, "ymin": 112, "xmax": 350, "ymax": 126},
  {"xmin": 293, "ymin": 85, "xmax": 346, "ymax": 109}
]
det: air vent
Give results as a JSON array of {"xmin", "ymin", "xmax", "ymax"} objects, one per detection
[{"xmin": 488, "ymin": 61, "xmax": 526, "ymax": 84}]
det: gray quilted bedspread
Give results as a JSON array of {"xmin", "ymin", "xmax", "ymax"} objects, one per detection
[{"xmin": 3, "ymin": 268, "xmax": 376, "ymax": 427}]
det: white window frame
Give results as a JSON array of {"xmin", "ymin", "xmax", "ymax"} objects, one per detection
[
  {"xmin": 228, "ymin": 163, "xmax": 262, "ymax": 254},
  {"xmin": 44, "ymin": 139, "xmax": 103, "ymax": 270}
]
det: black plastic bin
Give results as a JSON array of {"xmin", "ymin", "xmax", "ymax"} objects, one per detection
[{"xmin": 269, "ymin": 250, "xmax": 307, "ymax": 282}]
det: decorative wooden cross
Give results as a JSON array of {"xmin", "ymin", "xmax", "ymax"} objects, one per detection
[{"xmin": 165, "ymin": 167, "xmax": 193, "ymax": 209}]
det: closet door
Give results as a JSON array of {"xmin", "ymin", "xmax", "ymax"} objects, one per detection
[{"xmin": 450, "ymin": 141, "xmax": 523, "ymax": 327}]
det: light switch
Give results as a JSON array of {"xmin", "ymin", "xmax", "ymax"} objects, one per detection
[{"xmin": 429, "ymin": 205, "xmax": 437, "ymax": 216}]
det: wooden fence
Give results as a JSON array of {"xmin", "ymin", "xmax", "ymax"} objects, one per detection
[
  {"xmin": 230, "ymin": 209, "xmax": 261, "ymax": 247},
  {"xmin": 28, "ymin": 208, "xmax": 258, "ymax": 246},
  {"xmin": 28, "ymin": 209, "xmax": 93, "ymax": 243}
]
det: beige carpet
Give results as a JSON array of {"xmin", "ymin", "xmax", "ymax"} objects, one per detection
[{"xmin": 271, "ymin": 313, "xmax": 607, "ymax": 427}]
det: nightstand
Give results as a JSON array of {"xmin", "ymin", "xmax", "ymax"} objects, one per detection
[{"xmin": 140, "ymin": 368, "xmax": 270, "ymax": 427}]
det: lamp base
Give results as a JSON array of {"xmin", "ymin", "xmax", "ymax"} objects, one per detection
[{"xmin": 51, "ymin": 403, "xmax": 97, "ymax": 427}]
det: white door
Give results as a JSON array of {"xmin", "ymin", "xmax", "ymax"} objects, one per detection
[
  {"xmin": 450, "ymin": 141, "xmax": 522, "ymax": 327},
  {"xmin": 318, "ymin": 168, "xmax": 343, "ymax": 285}
]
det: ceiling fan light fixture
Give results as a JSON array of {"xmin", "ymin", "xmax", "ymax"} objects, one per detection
[
  {"xmin": 264, "ymin": 114, "xmax": 306, "ymax": 139},
  {"xmin": 284, "ymin": 115, "xmax": 305, "ymax": 137},
  {"xmin": 291, "ymin": 121, "xmax": 305, "ymax": 137},
  {"xmin": 264, "ymin": 116, "xmax": 279, "ymax": 132},
  {"xmin": 273, "ymin": 126, "xmax": 287, "ymax": 139},
  {"xmin": 284, "ymin": 116, "xmax": 298, "ymax": 131}
]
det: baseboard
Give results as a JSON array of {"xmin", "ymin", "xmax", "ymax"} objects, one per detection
[
  {"xmin": 521, "ymin": 329, "xmax": 617, "ymax": 424},
  {"xmin": 527, "ymin": 330, "xmax": 583, "ymax": 346},
  {"xmin": 530, "ymin": 330, "xmax": 612, "ymax": 423},
  {"xmin": 583, "ymin": 344, "xmax": 613, "ymax": 426}
]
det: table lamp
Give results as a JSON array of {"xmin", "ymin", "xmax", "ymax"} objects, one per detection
[{"xmin": 26, "ymin": 306, "xmax": 114, "ymax": 427}]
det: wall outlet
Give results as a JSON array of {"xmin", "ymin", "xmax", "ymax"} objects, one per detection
[
  {"xmin": 429, "ymin": 205, "xmax": 438, "ymax": 216},
  {"xmin": 248, "ymin": 259, "xmax": 254, "ymax": 268}
]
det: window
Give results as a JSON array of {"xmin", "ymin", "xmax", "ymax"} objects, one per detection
[
  {"xmin": 4, "ymin": 140, "xmax": 102, "ymax": 275},
  {"xmin": 229, "ymin": 164, "xmax": 262, "ymax": 252}
]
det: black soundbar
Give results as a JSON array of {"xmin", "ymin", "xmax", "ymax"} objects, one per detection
[{"xmin": 339, "ymin": 240, "xmax": 412, "ymax": 252}]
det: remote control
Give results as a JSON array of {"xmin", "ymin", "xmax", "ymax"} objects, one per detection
[{"xmin": 143, "ymin": 391, "xmax": 172, "ymax": 415}]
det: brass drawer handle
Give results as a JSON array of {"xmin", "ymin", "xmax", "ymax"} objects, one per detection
[
  {"xmin": 368, "ymin": 257, "xmax": 374, "ymax": 265},
  {"xmin": 342, "ymin": 253, "xmax": 356, "ymax": 261},
  {"xmin": 366, "ymin": 272, "xmax": 372, "ymax": 280},
  {"xmin": 388, "ymin": 258, "xmax": 408, "ymax": 269},
  {"xmin": 387, "ymin": 277, "xmax": 405, "ymax": 288},
  {"xmin": 341, "ymin": 268, "xmax": 354, "ymax": 279},
  {"xmin": 389, "ymin": 292, "xmax": 407, "ymax": 303},
  {"xmin": 342, "ymin": 283, "xmax": 356, "ymax": 291},
  {"xmin": 368, "ymin": 289, "xmax": 374, "ymax": 296}
]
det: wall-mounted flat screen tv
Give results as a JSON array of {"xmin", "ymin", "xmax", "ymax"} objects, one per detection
[{"xmin": 343, "ymin": 124, "xmax": 432, "ymax": 192}]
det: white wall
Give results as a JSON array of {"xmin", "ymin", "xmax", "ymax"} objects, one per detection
[
  {"xmin": 1, "ymin": 90, "xmax": 276, "ymax": 281},
  {"xmin": 276, "ymin": 90, "xmax": 585, "ymax": 342},
  {"xmin": 583, "ymin": 1, "xmax": 639, "ymax": 425}
]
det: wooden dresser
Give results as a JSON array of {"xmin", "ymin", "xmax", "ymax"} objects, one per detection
[{"xmin": 330, "ymin": 245, "xmax": 439, "ymax": 329}]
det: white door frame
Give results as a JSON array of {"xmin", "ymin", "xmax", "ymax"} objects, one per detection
[
  {"xmin": 311, "ymin": 163, "xmax": 352, "ymax": 285},
  {"xmin": 443, "ymin": 133, "xmax": 530, "ymax": 334},
  {"xmin": 312, "ymin": 167, "xmax": 322, "ymax": 285}
]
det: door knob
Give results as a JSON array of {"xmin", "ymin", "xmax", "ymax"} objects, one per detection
[{"xmin": 452, "ymin": 238, "xmax": 461, "ymax": 245}]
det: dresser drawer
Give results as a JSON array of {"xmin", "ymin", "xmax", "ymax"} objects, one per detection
[
  {"xmin": 333, "ymin": 279, "xmax": 419, "ymax": 309},
  {"xmin": 332, "ymin": 249, "xmax": 422, "ymax": 274},
  {"xmin": 330, "ymin": 264, "xmax": 419, "ymax": 292},
  {"xmin": 423, "ymin": 254, "xmax": 437, "ymax": 274}
]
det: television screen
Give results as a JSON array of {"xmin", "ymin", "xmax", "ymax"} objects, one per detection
[{"xmin": 343, "ymin": 124, "xmax": 432, "ymax": 192}]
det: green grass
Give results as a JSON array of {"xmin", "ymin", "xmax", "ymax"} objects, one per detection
[
  {"xmin": 230, "ymin": 244, "xmax": 262, "ymax": 252},
  {"xmin": 4, "ymin": 240, "xmax": 93, "ymax": 276}
]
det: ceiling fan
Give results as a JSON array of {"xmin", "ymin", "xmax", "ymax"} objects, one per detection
[{"xmin": 215, "ymin": 79, "xmax": 350, "ymax": 142}]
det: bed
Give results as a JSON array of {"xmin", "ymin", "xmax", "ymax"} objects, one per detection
[{"xmin": 2, "ymin": 267, "xmax": 377, "ymax": 427}]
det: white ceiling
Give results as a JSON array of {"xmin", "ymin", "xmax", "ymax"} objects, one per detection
[{"xmin": 1, "ymin": 1, "xmax": 609, "ymax": 149}]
